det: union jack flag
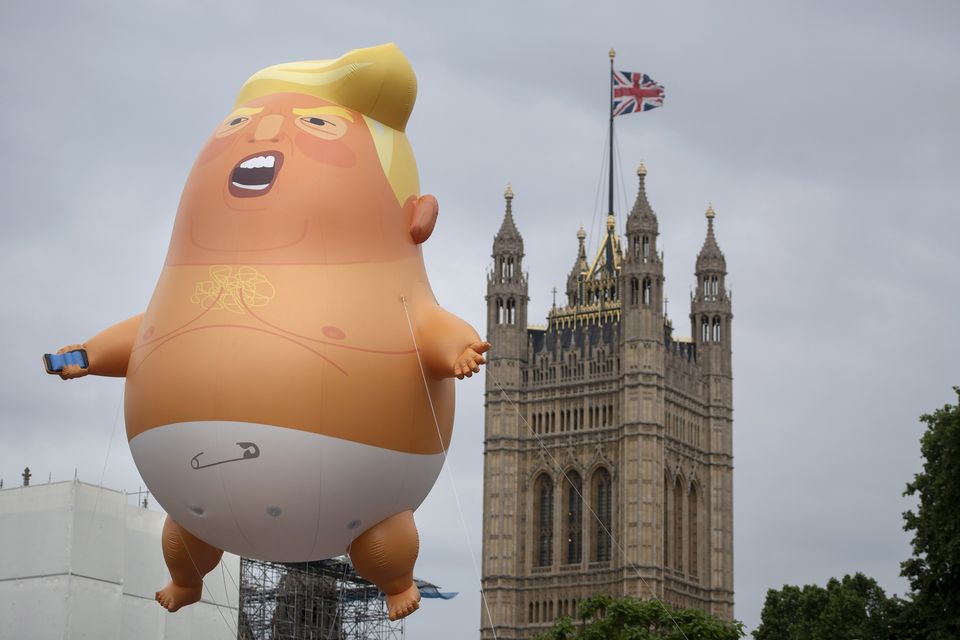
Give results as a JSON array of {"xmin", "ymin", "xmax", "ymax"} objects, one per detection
[{"xmin": 612, "ymin": 70, "xmax": 665, "ymax": 116}]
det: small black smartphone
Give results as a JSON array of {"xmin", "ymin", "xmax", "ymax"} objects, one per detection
[{"xmin": 43, "ymin": 349, "xmax": 89, "ymax": 374}]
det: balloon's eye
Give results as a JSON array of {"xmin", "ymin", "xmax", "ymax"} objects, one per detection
[
  {"xmin": 300, "ymin": 117, "xmax": 336, "ymax": 129},
  {"xmin": 294, "ymin": 113, "xmax": 348, "ymax": 140},
  {"xmin": 215, "ymin": 114, "xmax": 254, "ymax": 138}
]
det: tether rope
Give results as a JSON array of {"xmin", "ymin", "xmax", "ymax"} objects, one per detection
[
  {"xmin": 174, "ymin": 527, "xmax": 238, "ymax": 638},
  {"xmin": 399, "ymin": 297, "xmax": 499, "ymax": 640},
  {"xmin": 89, "ymin": 388, "xmax": 124, "ymax": 522}
]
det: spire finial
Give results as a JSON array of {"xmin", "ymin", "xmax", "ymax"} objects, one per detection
[
  {"xmin": 706, "ymin": 203, "xmax": 715, "ymax": 220},
  {"xmin": 637, "ymin": 161, "xmax": 647, "ymax": 176},
  {"xmin": 606, "ymin": 214, "xmax": 616, "ymax": 231},
  {"xmin": 609, "ymin": 48, "xmax": 616, "ymax": 59},
  {"xmin": 503, "ymin": 183, "xmax": 515, "ymax": 217},
  {"xmin": 577, "ymin": 225, "xmax": 586, "ymax": 242},
  {"xmin": 22, "ymin": 467, "xmax": 31, "ymax": 487}
]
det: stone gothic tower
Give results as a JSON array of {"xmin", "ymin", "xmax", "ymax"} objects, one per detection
[
  {"xmin": 689, "ymin": 205, "xmax": 734, "ymax": 606},
  {"xmin": 479, "ymin": 167, "xmax": 734, "ymax": 640},
  {"xmin": 481, "ymin": 185, "xmax": 530, "ymax": 636}
]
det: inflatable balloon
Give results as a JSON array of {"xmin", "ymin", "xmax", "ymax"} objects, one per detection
[{"xmin": 44, "ymin": 43, "xmax": 488, "ymax": 620}]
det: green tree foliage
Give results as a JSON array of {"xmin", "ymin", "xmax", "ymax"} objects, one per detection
[
  {"xmin": 534, "ymin": 593, "xmax": 744, "ymax": 640},
  {"xmin": 899, "ymin": 387, "xmax": 960, "ymax": 639},
  {"xmin": 753, "ymin": 572, "xmax": 901, "ymax": 640}
]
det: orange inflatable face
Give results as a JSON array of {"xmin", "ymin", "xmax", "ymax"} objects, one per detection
[{"xmin": 165, "ymin": 93, "xmax": 417, "ymax": 266}]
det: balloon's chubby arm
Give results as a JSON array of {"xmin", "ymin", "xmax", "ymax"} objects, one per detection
[
  {"xmin": 416, "ymin": 308, "xmax": 490, "ymax": 380},
  {"xmin": 44, "ymin": 314, "xmax": 143, "ymax": 380}
]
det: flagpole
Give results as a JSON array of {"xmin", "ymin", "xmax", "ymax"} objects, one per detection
[{"xmin": 608, "ymin": 48, "xmax": 615, "ymax": 218}]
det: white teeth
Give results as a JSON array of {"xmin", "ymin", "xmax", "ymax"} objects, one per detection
[
  {"xmin": 239, "ymin": 155, "xmax": 276, "ymax": 169},
  {"xmin": 232, "ymin": 182, "xmax": 270, "ymax": 190}
]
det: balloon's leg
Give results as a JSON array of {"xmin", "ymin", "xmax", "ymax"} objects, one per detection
[
  {"xmin": 155, "ymin": 516, "xmax": 223, "ymax": 612},
  {"xmin": 349, "ymin": 510, "xmax": 422, "ymax": 621}
]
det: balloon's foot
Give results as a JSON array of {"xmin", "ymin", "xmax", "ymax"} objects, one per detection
[
  {"xmin": 156, "ymin": 581, "xmax": 202, "ymax": 612},
  {"xmin": 387, "ymin": 583, "xmax": 421, "ymax": 621}
]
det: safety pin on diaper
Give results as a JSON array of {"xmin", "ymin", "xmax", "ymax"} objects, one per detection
[{"xmin": 190, "ymin": 442, "xmax": 260, "ymax": 470}]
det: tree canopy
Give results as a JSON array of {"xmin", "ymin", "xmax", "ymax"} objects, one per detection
[
  {"xmin": 534, "ymin": 593, "xmax": 744, "ymax": 640},
  {"xmin": 899, "ymin": 386, "xmax": 960, "ymax": 639},
  {"xmin": 753, "ymin": 572, "xmax": 902, "ymax": 640},
  {"xmin": 754, "ymin": 387, "xmax": 960, "ymax": 640}
]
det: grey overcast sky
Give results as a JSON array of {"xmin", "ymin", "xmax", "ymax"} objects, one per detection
[{"xmin": 2, "ymin": 1, "xmax": 958, "ymax": 637}]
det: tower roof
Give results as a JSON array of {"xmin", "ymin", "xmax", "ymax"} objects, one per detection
[
  {"xmin": 695, "ymin": 204, "xmax": 727, "ymax": 273},
  {"xmin": 566, "ymin": 225, "xmax": 590, "ymax": 291},
  {"xmin": 625, "ymin": 162, "xmax": 658, "ymax": 235},
  {"xmin": 493, "ymin": 183, "xmax": 524, "ymax": 254}
]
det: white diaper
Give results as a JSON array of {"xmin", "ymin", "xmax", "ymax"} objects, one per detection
[{"xmin": 129, "ymin": 421, "xmax": 444, "ymax": 561}]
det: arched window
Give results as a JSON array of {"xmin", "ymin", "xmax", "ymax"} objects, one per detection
[
  {"xmin": 701, "ymin": 316, "xmax": 710, "ymax": 342},
  {"xmin": 496, "ymin": 298, "xmax": 504, "ymax": 324},
  {"xmin": 534, "ymin": 474, "xmax": 554, "ymax": 567},
  {"xmin": 710, "ymin": 275, "xmax": 718, "ymax": 297},
  {"xmin": 506, "ymin": 298, "xmax": 516, "ymax": 324},
  {"xmin": 663, "ymin": 473, "xmax": 671, "ymax": 569},
  {"xmin": 689, "ymin": 483, "xmax": 700, "ymax": 581},
  {"xmin": 642, "ymin": 278, "xmax": 652, "ymax": 305},
  {"xmin": 703, "ymin": 277, "xmax": 709, "ymax": 297},
  {"xmin": 712, "ymin": 316, "xmax": 721, "ymax": 342},
  {"xmin": 642, "ymin": 235, "xmax": 650, "ymax": 258},
  {"xmin": 593, "ymin": 468, "xmax": 612, "ymax": 562},
  {"xmin": 674, "ymin": 476, "xmax": 684, "ymax": 572},
  {"xmin": 564, "ymin": 472, "xmax": 583, "ymax": 564},
  {"xmin": 630, "ymin": 277, "xmax": 639, "ymax": 306}
]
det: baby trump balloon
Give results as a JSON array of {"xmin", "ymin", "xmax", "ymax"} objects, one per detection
[{"xmin": 45, "ymin": 43, "xmax": 489, "ymax": 620}]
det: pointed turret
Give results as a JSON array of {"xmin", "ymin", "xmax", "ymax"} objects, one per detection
[
  {"xmin": 619, "ymin": 162, "xmax": 665, "ymax": 375},
  {"xmin": 691, "ymin": 204, "xmax": 732, "ymax": 356},
  {"xmin": 487, "ymin": 183, "xmax": 529, "ymax": 380},
  {"xmin": 626, "ymin": 162, "xmax": 658, "ymax": 238},
  {"xmin": 619, "ymin": 163, "xmax": 663, "ymax": 308},
  {"xmin": 493, "ymin": 184, "xmax": 524, "ymax": 256},
  {"xmin": 566, "ymin": 226, "xmax": 589, "ymax": 306},
  {"xmin": 695, "ymin": 204, "xmax": 726, "ymax": 274}
]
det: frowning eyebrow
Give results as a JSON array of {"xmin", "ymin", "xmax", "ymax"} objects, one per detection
[
  {"xmin": 228, "ymin": 107, "xmax": 265, "ymax": 118},
  {"xmin": 292, "ymin": 106, "xmax": 355, "ymax": 122}
]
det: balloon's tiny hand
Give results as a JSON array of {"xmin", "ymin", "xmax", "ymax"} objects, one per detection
[
  {"xmin": 453, "ymin": 341, "xmax": 491, "ymax": 379},
  {"xmin": 59, "ymin": 364, "xmax": 87, "ymax": 380},
  {"xmin": 56, "ymin": 344, "xmax": 88, "ymax": 380}
]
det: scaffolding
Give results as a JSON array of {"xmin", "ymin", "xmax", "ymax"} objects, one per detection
[{"xmin": 237, "ymin": 556, "xmax": 404, "ymax": 640}]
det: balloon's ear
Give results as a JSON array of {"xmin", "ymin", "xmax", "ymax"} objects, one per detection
[{"xmin": 409, "ymin": 194, "xmax": 439, "ymax": 245}]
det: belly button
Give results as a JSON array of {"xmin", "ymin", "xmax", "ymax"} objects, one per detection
[{"xmin": 322, "ymin": 325, "xmax": 346, "ymax": 340}]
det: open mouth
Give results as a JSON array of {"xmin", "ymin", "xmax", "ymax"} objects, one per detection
[{"xmin": 229, "ymin": 152, "xmax": 284, "ymax": 198}]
